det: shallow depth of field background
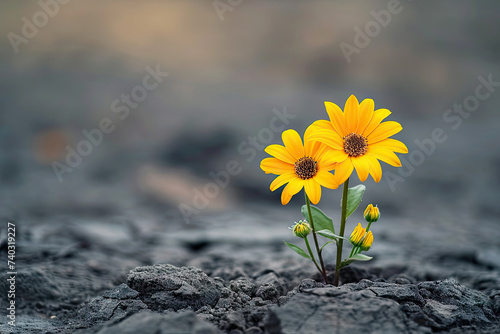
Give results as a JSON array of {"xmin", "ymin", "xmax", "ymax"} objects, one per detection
[{"xmin": 1, "ymin": 1, "xmax": 499, "ymax": 249}]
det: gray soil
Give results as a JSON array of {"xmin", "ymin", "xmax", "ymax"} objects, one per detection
[{"xmin": 1, "ymin": 190, "xmax": 499, "ymax": 333}]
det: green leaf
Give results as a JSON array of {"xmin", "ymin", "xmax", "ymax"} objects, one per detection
[
  {"xmin": 301, "ymin": 205, "xmax": 335, "ymax": 234},
  {"xmin": 346, "ymin": 184, "xmax": 366, "ymax": 218},
  {"xmin": 316, "ymin": 229, "xmax": 347, "ymax": 241},
  {"xmin": 350, "ymin": 253, "xmax": 372, "ymax": 261},
  {"xmin": 319, "ymin": 241, "xmax": 334, "ymax": 252},
  {"xmin": 339, "ymin": 253, "xmax": 372, "ymax": 269},
  {"xmin": 284, "ymin": 241, "xmax": 311, "ymax": 259}
]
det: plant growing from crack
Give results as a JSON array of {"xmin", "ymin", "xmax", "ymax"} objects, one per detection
[{"xmin": 261, "ymin": 95, "xmax": 407, "ymax": 286}]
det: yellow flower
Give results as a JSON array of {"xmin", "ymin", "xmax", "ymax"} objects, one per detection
[
  {"xmin": 292, "ymin": 220, "xmax": 311, "ymax": 238},
  {"xmin": 307, "ymin": 95, "xmax": 408, "ymax": 184},
  {"xmin": 360, "ymin": 231, "xmax": 374, "ymax": 251},
  {"xmin": 260, "ymin": 125, "xmax": 339, "ymax": 205},
  {"xmin": 364, "ymin": 204, "xmax": 380, "ymax": 223},
  {"xmin": 349, "ymin": 223, "xmax": 366, "ymax": 246}
]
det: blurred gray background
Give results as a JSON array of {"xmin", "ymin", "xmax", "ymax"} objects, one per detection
[{"xmin": 0, "ymin": 0, "xmax": 499, "ymax": 237}]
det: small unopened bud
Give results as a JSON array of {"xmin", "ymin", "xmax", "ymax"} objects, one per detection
[
  {"xmin": 292, "ymin": 220, "xmax": 311, "ymax": 238},
  {"xmin": 364, "ymin": 204, "xmax": 380, "ymax": 223},
  {"xmin": 349, "ymin": 223, "xmax": 366, "ymax": 246},
  {"xmin": 360, "ymin": 231, "xmax": 374, "ymax": 251}
]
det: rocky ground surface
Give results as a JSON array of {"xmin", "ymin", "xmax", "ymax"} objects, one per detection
[
  {"xmin": 0, "ymin": 108, "xmax": 499, "ymax": 333},
  {"xmin": 1, "ymin": 201, "xmax": 499, "ymax": 333}
]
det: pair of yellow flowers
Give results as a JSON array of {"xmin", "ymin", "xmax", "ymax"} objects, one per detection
[{"xmin": 260, "ymin": 95, "xmax": 408, "ymax": 205}]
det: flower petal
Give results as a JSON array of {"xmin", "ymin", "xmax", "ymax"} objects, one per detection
[
  {"xmin": 318, "ymin": 148, "xmax": 349, "ymax": 165},
  {"xmin": 308, "ymin": 129, "xmax": 344, "ymax": 150},
  {"xmin": 270, "ymin": 172, "xmax": 296, "ymax": 191},
  {"xmin": 320, "ymin": 161, "xmax": 337, "ymax": 172},
  {"xmin": 305, "ymin": 122, "xmax": 330, "ymax": 156},
  {"xmin": 362, "ymin": 108, "xmax": 391, "ymax": 137},
  {"xmin": 370, "ymin": 138, "xmax": 408, "ymax": 153},
  {"xmin": 305, "ymin": 141, "xmax": 323, "ymax": 159},
  {"xmin": 260, "ymin": 158, "xmax": 294, "ymax": 175},
  {"xmin": 366, "ymin": 155, "xmax": 382, "ymax": 183},
  {"xmin": 314, "ymin": 144, "xmax": 339, "ymax": 170},
  {"xmin": 304, "ymin": 178, "xmax": 322, "ymax": 204},
  {"xmin": 314, "ymin": 170, "xmax": 339, "ymax": 189},
  {"xmin": 307, "ymin": 119, "xmax": 334, "ymax": 133},
  {"xmin": 282, "ymin": 129, "xmax": 305, "ymax": 160},
  {"xmin": 334, "ymin": 158, "xmax": 354, "ymax": 185},
  {"xmin": 367, "ymin": 121, "xmax": 403, "ymax": 144},
  {"xmin": 344, "ymin": 95, "xmax": 360, "ymax": 134},
  {"xmin": 324, "ymin": 101, "xmax": 347, "ymax": 136},
  {"xmin": 281, "ymin": 178, "xmax": 304, "ymax": 205},
  {"xmin": 311, "ymin": 142, "xmax": 329, "ymax": 161},
  {"xmin": 356, "ymin": 98, "xmax": 374, "ymax": 134},
  {"xmin": 265, "ymin": 144, "xmax": 296, "ymax": 164},
  {"xmin": 351, "ymin": 156, "xmax": 370, "ymax": 182},
  {"xmin": 369, "ymin": 146, "xmax": 402, "ymax": 167}
]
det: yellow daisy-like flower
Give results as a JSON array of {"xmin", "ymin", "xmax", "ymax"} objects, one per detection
[
  {"xmin": 349, "ymin": 223, "xmax": 366, "ymax": 246},
  {"xmin": 360, "ymin": 231, "xmax": 374, "ymax": 251},
  {"xmin": 260, "ymin": 125, "xmax": 339, "ymax": 205},
  {"xmin": 307, "ymin": 95, "xmax": 408, "ymax": 184},
  {"xmin": 364, "ymin": 204, "xmax": 380, "ymax": 223},
  {"xmin": 292, "ymin": 220, "xmax": 311, "ymax": 238}
]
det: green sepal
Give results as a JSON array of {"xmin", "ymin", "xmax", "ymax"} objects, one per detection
[
  {"xmin": 301, "ymin": 205, "xmax": 335, "ymax": 234},
  {"xmin": 284, "ymin": 241, "xmax": 311, "ymax": 259},
  {"xmin": 339, "ymin": 253, "xmax": 372, "ymax": 269},
  {"xmin": 316, "ymin": 229, "xmax": 347, "ymax": 241},
  {"xmin": 346, "ymin": 185, "xmax": 366, "ymax": 218}
]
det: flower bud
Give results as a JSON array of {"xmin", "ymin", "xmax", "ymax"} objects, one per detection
[
  {"xmin": 292, "ymin": 220, "xmax": 311, "ymax": 238},
  {"xmin": 364, "ymin": 204, "xmax": 380, "ymax": 223},
  {"xmin": 360, "ymin": 231, "xmax": 374, "ymax": 251},
  {"xmin": 349, "ymin": 223, "xmax": 366, "ymax": 246}
]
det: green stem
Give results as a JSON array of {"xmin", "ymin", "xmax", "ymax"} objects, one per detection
[
  {"xmin": 305, "ymin": 193, "xmax": 328, "ymax": 284},
  {"xmin": 366, "ymin": 222, "xmax": 372, "ymax": 232},
  {"xmin": 334, "ymin": 177, "xmax": 350, "ymax": 286},
  {"xmin": 349, "ymin": 246, "xmax": 355, "ymax": 258},
  {"xmin": 304, "ymin": 237, "xmax": 322, "ymax": 275},
  {"xmin": 353, "ymin": 246, "xmax": 360, "ymax": 256},
  {"xmin": 354, "ymin": 247, "xmax": 362, "ymax": 256}
]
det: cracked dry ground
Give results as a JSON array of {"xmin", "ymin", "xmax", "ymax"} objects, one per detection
[{"xmin": 0, "ymin": 207, "xmax": 499, "ymax": 334}]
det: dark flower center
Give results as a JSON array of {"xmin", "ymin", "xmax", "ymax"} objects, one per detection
[
  {"xmin": 294, "ymin": 157, "xmax": 318, "ymax": 180},
  {"xmin": 343, "ymin": 133, "xmax": 368, "ymax": 157}
]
